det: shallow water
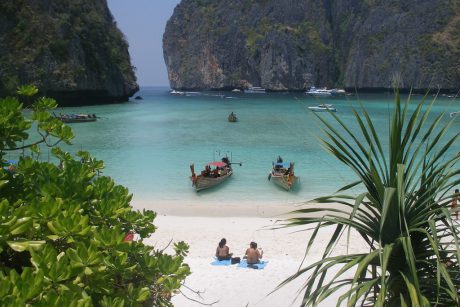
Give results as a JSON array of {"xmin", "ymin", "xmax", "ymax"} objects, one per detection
[{"xmin": 13, "ymin": 87, "xmax": 460, "ymax": 205}]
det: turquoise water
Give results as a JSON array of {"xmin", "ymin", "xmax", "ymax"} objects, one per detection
[{"xmin": 14, "ymin": 87, "xmax": 460, "ymax": 204}]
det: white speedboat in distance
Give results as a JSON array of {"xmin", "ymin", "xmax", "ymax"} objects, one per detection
[
  {"xmin": 329, "ymin": 88, "xmax": 346, "ymax": 95},
  {"xmin": 170, "ymin": 89, "xmax": 185, "ymax": 95},
  {"xmin": 305, "ymin": 86, "xmax": 332, "ymax": 97},
  {"xmin": 308, "ymin": 104, "xmax": 337, "ymax": 112}
]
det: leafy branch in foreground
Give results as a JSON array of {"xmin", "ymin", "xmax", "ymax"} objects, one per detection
[
  {"xmin": 0, "ymin": 86, "xmax": 190, "ymax": 305},
  {"xmin": 280, "ymin": 91, "xmax": 460, "ymax": 306},
  {"xmin": 1, "ymin": 85, "xmax": 73, "ymax": 152}
]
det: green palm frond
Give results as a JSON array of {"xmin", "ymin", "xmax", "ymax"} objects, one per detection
[{"xmin": 280, "ymin": 91, "xmax": 460, "ymax": 306}]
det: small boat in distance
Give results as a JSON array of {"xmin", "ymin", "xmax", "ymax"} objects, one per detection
[
  {"xmin": 305, "ymin": 86, "xmax": 332, "ymax": 97},
  {"xmin": 190, "ymin": 157, "xmax": 239, "ymax": 191},
  {"xmin": 268, "ymin": 156, "xmax": 297, "ymax": 191},
  {"xmin": 308, "ymin": 104, "xmax": 337, "ymax": 112},
  {"xmin": 228, "ymin": 112, "xmax": 238, "ymax": 122},
  {"xmin": 245, "ymin": 86, "xmax": 266, "ymax": 93},
  {"xmin": 170, "ymin": 89, "xmax": 185, "ymax": 95},
  {"xmin": 329, "ymin": 88, "xmax": 346, "ymax": 95},
  {"xmin": 305, "ymin": 87, "xmax": 346, "ymax": 96},
  {"xmin": 54, "ymin": 113, "xmax": 97, "ymax": 123}
]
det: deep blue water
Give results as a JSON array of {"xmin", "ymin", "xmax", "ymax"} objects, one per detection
[{"xmin": 12, "ymin": 87, "xmax": 460, "ymax": 205}]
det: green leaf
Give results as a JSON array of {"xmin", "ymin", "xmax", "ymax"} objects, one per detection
[
  {"xmin": 7, "ymin": 240, "xmax": 45, "ymax": 252},
  {"xmin": 84, "ymin": 267, "xmax": 93, "ymax": 275},
  {"xmin": 17, "ymin": 85, "xmax": 38, "ymax": 96},
  {"xmin": 0, "ymin": 180, "xmax": 9, "ymax": 188},
  {"xmin": 136, "ymin": 287, "xmax": 151, "ymax": 302},
  {"xmin": 10, "ymin": 218, "xmax": 33, "ymax": 235}
]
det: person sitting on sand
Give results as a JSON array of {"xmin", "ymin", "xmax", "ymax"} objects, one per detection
[
  {"xmin": 244, "ymin": 241, "xmax": 263, "ymax": 264},
  {"xmin": 216, "ymin": 238, "xmax": 233, "ymax": 261}
]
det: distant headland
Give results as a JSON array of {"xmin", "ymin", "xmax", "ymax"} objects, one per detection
[
  {"xmin": 0, "ymin": 1, "xmax": 138, "ymax": 106},
  {"xmin": 163, "ymin": 0, "xmax": 460, "ymax": 93}
]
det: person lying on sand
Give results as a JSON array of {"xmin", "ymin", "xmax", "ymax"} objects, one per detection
[
  {"xmin": 244, "ymin": 241, "xmax": 263, "ymax": 264},
  {"xmin": 216, "ymin": 238, "xmax": 233, "ymax": 261}
]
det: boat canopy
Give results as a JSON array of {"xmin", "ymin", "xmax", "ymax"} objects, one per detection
[
  {"xmin": 273, "ymin": 162, "xmax": 291, "ymax": 168},
  {"xmin": 207, "ymin": 161, "xmax": 227, "ymax": 167}
]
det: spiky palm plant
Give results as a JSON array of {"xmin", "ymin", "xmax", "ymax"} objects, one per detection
[{"xmin": 281, "ymin": 92, "xmax": 460, "ymax": 306}]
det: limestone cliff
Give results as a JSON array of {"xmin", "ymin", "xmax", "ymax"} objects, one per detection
[
  {"xmin": 0, "ymin": 0, "xmax": 138, "ymax": 105},
  {"xmin": 163, "ymin": 0, "xmax": 460, "ymax": 91}
]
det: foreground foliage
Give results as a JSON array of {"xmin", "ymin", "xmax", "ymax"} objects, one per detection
[
  {"xmin": 281, "ymin": 92, "xmax": 460, "ymax": 306},
  {"xmin": 0, "ymin": 86, "xmax": 190, "ymax": 305}
]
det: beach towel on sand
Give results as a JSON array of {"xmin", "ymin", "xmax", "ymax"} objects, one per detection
[
  {"xmin": 210, "ymin": 258, "xmax": 232, "ymax": 266},
  {"xmin": 237, "ymin": 260, "xmax": 268, "ymax": 270}
]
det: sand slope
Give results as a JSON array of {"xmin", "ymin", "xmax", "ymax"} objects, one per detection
[{"xmin": 145, "ymin": 215, "xmax": 368, "ymax": 307}]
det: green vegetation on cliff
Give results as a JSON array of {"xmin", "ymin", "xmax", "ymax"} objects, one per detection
[
  {"xmin": 163, "ymin": 0, "xmax": 460, "ymax": 91},
  {"xmin": 0, "ymin": 1, "xmax": 138, "ymax": 105}
]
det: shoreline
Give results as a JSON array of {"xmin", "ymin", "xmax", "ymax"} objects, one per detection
[
  {"xmin": 131, "ymin": 199, "xmax": 348, "ymax": 218},
  {"xmin": 131, "ymin": 199, "xmax": 306, "ymax": 218},
  {"xmin": 160, "ymin": 87, "xmax": 460, "ymax": 95}
]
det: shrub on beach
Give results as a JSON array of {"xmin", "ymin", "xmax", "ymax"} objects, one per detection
[
  {"xmin": 281, "ymin": 91, "xmax": 460, "ymax": 306},
  {"xmin": 0, "ymin": 86, "xmax": 190, "ymax": 305}
]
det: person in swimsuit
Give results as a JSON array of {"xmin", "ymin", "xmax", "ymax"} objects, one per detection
[
  {"xmin": 215, "ymin": 238, "xmax": 233, "ymax": 261},
  {"xmin": 244, "ymin": 241, "xmax": 263, "ymax": 264}
]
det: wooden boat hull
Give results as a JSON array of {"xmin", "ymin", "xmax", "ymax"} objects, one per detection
[
  {"xmin": 307, "ymin": 92, "xmax": 332, "ymax": 97},
  {"xmin": 60, "ymin": 117, "xmax": 97, "ymax": 123},
  {"xmin": 54, "ymin": 113, "xmax": 97, "ymax": 123},
  {"xmin": 193, "ymin": 171, "xmax": 233, "ymax": 191},
  {"xmin": 228, "ymin": 112, "xmax": 238, "ymax": 122},
  {"xmin": 271, "ymin": 174, "xmax": 297, "ymax": 191},
  {"xmin": 308, "ymin": 107, "xmax": 337, "ymax": 112}
]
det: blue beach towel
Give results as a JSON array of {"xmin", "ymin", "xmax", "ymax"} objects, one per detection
[
  {"xmin": 210, "ymin": 258, "xmax": 232, "ymax": 266},
  {"xmin": 237, "ymin": 260, "xmax": 268, "ymax": 270}
]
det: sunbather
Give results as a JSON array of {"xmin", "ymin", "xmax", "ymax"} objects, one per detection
[
  {"xmin": 244, "ymin": 241, "xmax": 263, "ymax": 264},
  {"xmin": 216, "ymin": 238, "xmax": 233, "ymax": 261}
]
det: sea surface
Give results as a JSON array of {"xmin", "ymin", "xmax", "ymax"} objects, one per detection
[{"xmin": 13, "ymin": 87, "xmax": 460, "ymax": 205}]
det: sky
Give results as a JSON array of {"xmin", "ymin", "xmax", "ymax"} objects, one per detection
[{"xmin": 107, "ymin": 0, "xmax": 181, "ymax": 87}]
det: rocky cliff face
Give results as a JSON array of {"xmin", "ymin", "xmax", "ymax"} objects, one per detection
[
  {"xmin": 0, "ymin": 0, "xmax": 138, "ymax": 105},
  {"xmin": 163, "ymin": 0, "xmax": 460, "ymax": 91}
]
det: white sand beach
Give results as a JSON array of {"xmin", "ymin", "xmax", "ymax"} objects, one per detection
[{"xmin": 139, "ymin": 201, "xmax": 369, "ymax": 307}]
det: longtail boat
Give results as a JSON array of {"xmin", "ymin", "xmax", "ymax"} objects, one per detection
[
  {"xmin": 228, "ymin": 112, "xmax": 238, "ymax": 122},
  {"xmin": 54, "ymin": 113, "xmax": 97, "ymax": 123},
  {"xmin": 268, "ymin": 156, "xmax": 297, "ymax": 191},
  {"xmin": 190, "ymin": 157, "xmax": 234, "ymax": 191}
]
